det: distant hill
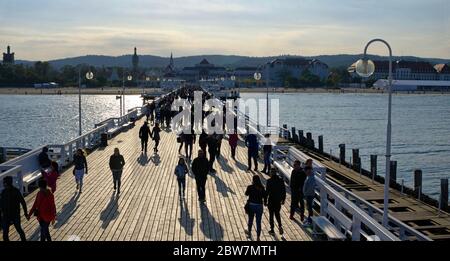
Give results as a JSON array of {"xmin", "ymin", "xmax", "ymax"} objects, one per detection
[{"xmin": 16, "ymin": 54, "xmax": 450, "ymax": 70}]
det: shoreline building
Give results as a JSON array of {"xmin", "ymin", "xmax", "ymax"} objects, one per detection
[
  {"xmin": 434, "ymin": 64, "xmax": 450, "ymax": 81},
  {"xmin": 179, "ymin": 58, "xmax": 227, "ymax": 82},
  {"xmin": 261, "ymin": 57, "xmax": 329, "ymax": 87},
  {"xmin": 2, "ymin": 45, "xmax": 15, "ymax": 65}
]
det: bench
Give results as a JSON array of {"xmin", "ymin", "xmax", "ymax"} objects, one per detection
[{"xmin": 311, "ymin": 216, "xmax": 346, "ymax": 241}]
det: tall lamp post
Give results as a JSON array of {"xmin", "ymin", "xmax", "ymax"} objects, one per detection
[
  {"xmin": 353, "ymin": 38, "xmax": 393, "ymax": 227},
  {"xmin": 78, "ymin": 67, "xmax": 94, "ymax": 136},
  {"xmin": 253, "ymin": 71, "xmax": 263, "ymax": 127},
  {"xmin": 122, "ymin": 71, "xmax": 133, "ymax": 116}
]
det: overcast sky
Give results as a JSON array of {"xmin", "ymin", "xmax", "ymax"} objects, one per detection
[{"xmin": 1, "ymin": 0, "xmax": 449, "ymax": 60}]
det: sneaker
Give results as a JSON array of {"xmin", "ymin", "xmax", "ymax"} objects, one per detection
[
  {"xmin": 279, "ymin": 227, "xmax": 284, "ymax": 235},
  {"xmin": 268, "ymin": 229, "xmax": 275, "ymax": 235}
]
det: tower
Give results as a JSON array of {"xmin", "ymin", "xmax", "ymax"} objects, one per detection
[
  {"xmin": 2, "ymin": 45, "xmax": 15, "ymax": 64},
  {"xmin": 132, "ymin": 47, "xmax": 139, "ymax": 72},
  {"xmin": 169, "ymin": 52, "xmax": 174, "ymax": 68}
]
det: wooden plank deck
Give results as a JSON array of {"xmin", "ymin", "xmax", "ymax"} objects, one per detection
[{"xmin": 4, "ymin": 118, "xmax": 312, "ymax": 241}]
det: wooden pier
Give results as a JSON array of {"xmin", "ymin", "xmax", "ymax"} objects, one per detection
[
  {"xmin": 277, "ymin": 137, "xmax": 450, "ymax": 241},
  {"xmin": 3, "ymin": 117, "xmax": 311, "ymax": 241}
]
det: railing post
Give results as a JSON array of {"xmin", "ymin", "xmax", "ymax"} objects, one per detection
[
  {"xmin": 319, "ymin": 174, "xmax": 327, "ymax": 216},
  {"xmin": 351, "ymin": 217, "xmax": 361, "ymax": 241}
]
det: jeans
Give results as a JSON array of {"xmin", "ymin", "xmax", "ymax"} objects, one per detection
[
  {"xmin": 290, "ymin": 191, "xmax": 305, "ymax": 217},
  {"xmin": 74, "ymin": 168, "xmax": 85, "ymax": 191},
  {"xmin": 2, "ymin": 217, "xmax": 26, "ymax": 241},
  {"xmin": 262, "ymin": 152, "xmax": 271, "ymax": 172},
  {"xmin": 177, "ymin": 179, "xmax": 186, "ymax": 197},
  {"xmin": 268, "ymin": 203, "xmax": 282, "ymax": 230},
  {"xmin": 112, "ymin": 169, "xmax": 123, "ymax": 191},
  {"xmin": 195, "ymin": 178, "xmax": 207, "ymax": 201},
  {"xmin": 247, "ymin": 203, "xmax": 263, "ymax": 238},
  {"xmin": 39, "ymin": 221, "xmax": 52, "ymax": 241},
  {"xmin": 305, "ymin": 196, "xmax": 314, "ymax": 222}
]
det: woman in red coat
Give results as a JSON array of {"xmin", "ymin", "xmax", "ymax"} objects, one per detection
[
  {"xmin": 41, "ymin": 161, "xmax": 59, "ymax": 193},
  {"xmin": 228, "ymin": 133, "xmax": 239, "ymax": 160},
  {"xmin": 28, "ymin": 179, "xmax": 56, "ymax": 241}
]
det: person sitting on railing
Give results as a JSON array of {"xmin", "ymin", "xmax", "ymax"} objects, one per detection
[
  {"xmin": 303, "ymin": 166, "xmax": 316, "ymax": 226},
  {"xmin": 0, "ymin": 176, "xmax": 29, "ymax": 241},
  {"xmin": 41, "ymin": 161, "xmax": 59, "ymax": 193},
  {"xmin": 38, "ymin": 147, "xmax": 51, "ymax": 170}
]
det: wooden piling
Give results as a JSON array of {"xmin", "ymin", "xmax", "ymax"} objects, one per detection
[
  {"xmin": 352, "ymin": 149, "xmax": 360, "ymax": 171},
  {"xmin": 414, "ymin": 169, "xmax": 422, "ymax": 197},
  {"xmin": 390, "ymin": 161, "xmax": 397, "ymax": 184},
  {"xmin": 318, "ymin": 135, "xmax": 323, "ymax": 153},
  {"xmin": 306, "ymin": 132, "xmax": 313, "ymax": 148},
  {"xmin": 370, "ymin": 155, "xmax": 377, "ymax": 180},
  {"xmin": 339, "ymin": 144, "xmax": 345, "ymax": 164},
  {"xmin": 298, "ymin": 130, "xmax": 304, "ymax": 145},
  {"xmin": 441, "ymin": 179, "xmax": 448, "ymax": 210},
  {"xmin": 291, "ymin": 127, "xmax": 298, "ymax": 142}
]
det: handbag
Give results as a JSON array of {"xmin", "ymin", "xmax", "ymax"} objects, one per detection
[{"xmin": 244, "ymin": 201, "xmax": 250, "ymax": 214}]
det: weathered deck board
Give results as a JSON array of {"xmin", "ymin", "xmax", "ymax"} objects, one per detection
[{"xmin": 4, "ymin": 118, "xmax": 311, "ymax": 241}]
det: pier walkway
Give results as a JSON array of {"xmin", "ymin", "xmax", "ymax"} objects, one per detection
[{"xmin": 4, "ymin": 117, "xmax": 311, "ymax": 241}]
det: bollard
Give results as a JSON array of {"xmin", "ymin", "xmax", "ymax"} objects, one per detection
[
  {"xmin": 318, "ymin": 135, "xmax": 324, "ymax": 153},
  {"xmin": 282, "ymin": 124, "xmax": 288, "ymax": 139},
  {"xmin": 414, "ymin": 169, "xmax": 422, "ymax": 197},
  {"xmin": 390, "ymin": 161, "xmax": 397, "ymax": 184},
  {"xmin": 298, "ymin": 130, "xmax": 304, "ymax": 145},
  {"xmin": 441, "ymin": 179, "xmax": 448, "ymax": 211},
  {"xmin": 339, "ymin": 144, "xmax": 345, "ymax": 165},
  {"xmin": 352, "ymin": 149, "xmax": 360, "ymax": 171},
  {"xmin": 291, "ymin": 127, "xmax": 297, "ymax": 142},
  {"xmin": 370, "ymin": 155, "xmax": 377, "ymax": 182},
  {"xmin": 306, "ymin": 132, "xmax": 313, "ymax": 148}
]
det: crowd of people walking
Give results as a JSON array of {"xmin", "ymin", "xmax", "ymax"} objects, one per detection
[{"xmin": 0, "ymin": 86, "xmax": 317, "ymax": 242}]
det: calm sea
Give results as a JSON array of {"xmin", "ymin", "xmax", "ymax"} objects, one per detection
[{"xmin": 0, "ymin": 93, "xmax": 449, "ymax": 199}]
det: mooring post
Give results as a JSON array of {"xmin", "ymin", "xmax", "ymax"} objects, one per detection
[
  {"xmin": 441, "ymin": 178, "xmax": 448, "ymax": 211},
  {"xmin": 298, "ymin": 130, "xmax": 304, "ymax": 145},
  {"xmin": 352, "ymin": 149, "xmax": 360, "ymax": 171},
  {"xmin": 291, "ymin": 127, "xmax": 297, "ymax": 142},
  {"xmin": 318, "ymin": 135, "xmax": 323, "ymax": 153},
  {"xmin": 306, "ymin": 132, "xmax": 313, "ymax": 148},
  {"xmin": 339, "ymin": 144, "xmax": 345, "ymax": 165},
  {"xmin": 282, "ymin": 124, "xmax": 287, "ymax": 139},
  {"xmin": 414, "ymin": 169, "xmax": 422, "ymax": 198},
  {"xmin": 390, "ymin": 161, "xmax": 397, "ymax": 185},
  {"xmin": 370, "ymin": 155, "xmax": 377, "ymax": 183}
]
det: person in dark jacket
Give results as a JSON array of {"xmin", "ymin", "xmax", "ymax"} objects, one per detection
[
  {"xmin": 38, "ymin": 147, "xmax": 51, "ymax": 169},
  {"xmin": 0, "ymin": 176, "xmax": 28, "ymax": 241},
  {"xmin": 261, "ymin": 134, "xmax": 272, "ymax": 174},
  {"xmin": 139, "ymin": 122, "xmax": 152, "ymax": 154},
  {"xmin": 152, "ymin": 123, "xmax": 161, "ymax": 153},
  {"xmin": 191, "ymin": 150, "xmax": 209, "ymax": 202},
  {"xmin": 199, "ymin": 130, "xmax": 208, "ymax": 154},
  {"xmin": 207, "ymin": 134, "xmax": 218, "ymax": 173},
  {"xmin": 245, "ymin": 175, "xmax": 267, "ymax": 241},
  {"xmin": 109, "ymin": 148, "xmax": 125, "ymax": 194},
  {"xmin": 290, "ymin": 160, "xmax": 306, "ymax": 221},
  {"xmin": 265, "ymin": 168, "xmax": 286, "ymax": 235},
  {"xmin": 73, "ymin": 149, "xmax": 88, "ymax": 193},
  {"xmin": 303, "ymin": 166, "xmax": 316, "ymax": 226},
  {"xmin": 245, "ymin": 133, "xmax": 259, "ymax": 171},
  {"xmin": 184, "ymin": 132, "xmax": 196, "ymax": 160}
]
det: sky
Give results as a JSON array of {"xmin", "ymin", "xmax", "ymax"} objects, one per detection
[{"xmin": 0, "ymin": 0, "xmax": 449, "ymax": 61}]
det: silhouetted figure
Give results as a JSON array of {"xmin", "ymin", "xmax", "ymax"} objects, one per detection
[
  {"xmin": 199, "ymin": 130, "xmax": 208, "ymax": 154},
  {"xmin": 139, "ymin": 122, "xmax": 151, "ymax": 154},
  {"xmin": 245, "ymin": 175, "xmax": 267, "ymax": 241},
  {"xmin": 109, "ymin": 148, "xmax": 125, "ymax": 194},
  {"xmin": 38, "ymin": 147, "xmax": 51, "ymax": 169},
  {"xmin": 290, "ymin": 160, "xmax": 306, "ymax": 221},
  {"xmin": 266, "ymin": 169, "xmax": 286, "ymax": 235},
  {"xmin": 228, "ymin": 133, "xmax": 238, "ymax": 160},
  {"xmin": 28, "ymin": 179, "xmax": 56, "ymax": 241},
  {"xmin": 192, "ymin": 150, "xmax": 209, "ymax": 203},
  {"xmin": 262, "ymin": 134, "xmax": 272, "ymax": 174},
  {"xmin": 0, "ymin": 176, "xmax": 28, "ymax": 241},
  {"xmin": 174, "ymin": 158, "xmax": 188, "ymax": 200},
  {"xmin": 216, "ymin": 134, "xmax": 223, "ymax": 157},
  {"xmin": 184, "ymin": 132, "xmax": 196, "ymax": 160},
  {"xmin": 245, "ymin": 133, "xmax": 259, "ymax": 171},
  {"xmin": 303, "ymin": 166, "xmax": 316, "ymax": 226},
  {"xmin": 73, "ymin": 149, "xmax": 88, "ymax": 193},
  {"xmin": 178, "ymin": 131, "xmax": 185, "ymax": 154},
  {"xmin": 207, "ymin": 134, "xmax": 218, "ymax": 173},
  {"xmin": 41, "ymin": 161, "xmax": 59, "ymax": 193},
  {"xmin": 152, "ymin": 123, "xmax": 161, "ymax": 153}
]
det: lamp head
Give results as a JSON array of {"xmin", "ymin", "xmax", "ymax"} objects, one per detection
[
  {"xmin": 355, "ymin": 59, "xmax": 375, "ymax": 78},
  {"xmin": 127, "ymin": 75, "xmax": 133, "ymax": 81},
  {"xmin": 85, "ymin": 71, "xmax": 94, "ymax": 80},
  {"xmin": 253, "ymin": 72, "xmax": 262, "ymax": 81}
]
